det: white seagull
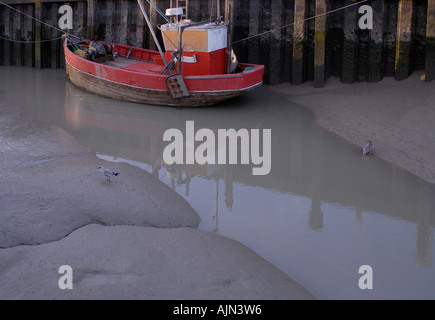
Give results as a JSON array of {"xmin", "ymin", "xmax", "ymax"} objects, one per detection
[
  {"xmin": 97, "ymin": 166, "xmax": 119, "ymax": 181},
  {"xmin": 363, "ymin": 140, "xmax": 373, "ymax": 156}
]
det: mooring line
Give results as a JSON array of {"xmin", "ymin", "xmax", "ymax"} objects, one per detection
[
  {"xmin": 0, "ymin": 0, "xmax": 368, "ymax": 46},
  {"xmin": 0, "ymin": 35, "xmax": 63, "ymax": 43},
  {"xmin": 232, "ymin": 0, "xmax": 369, "ymax": 45},
  {"xmin": 0, "ymin": 0, "xmax": 81, "ymax": 40},
  {"xmin": 0, "ymin": 0, "xmax": 170, "ymax": 44},
  {"xmin": 0, "ymin": 0, "xmax": 70, "ymax": 34}
]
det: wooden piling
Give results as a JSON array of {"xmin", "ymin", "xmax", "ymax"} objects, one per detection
[
  {"xmin": 341, "ymin": 0, "xmax": 357, "ymax": 83},
  {"xmin": 292, "ymin": 0, "xmax": 306, "ymax": 84},
  {"xmin": 305, "ymin": 1, "xmax": 315, "ymax": 82},
  {"xmin": 105, "ymin": 0, "xmax": 114, "ymax": 42},
  {"xmin": 268, "ymin": 0, "xmax": 282, "ymax": 85},
  {"xmin": 87, "ymin": 0, "xmax": 95, "ymax": 39},
  {"xmin": 148, "ymin": 0, "xmax": 157, "ymax": 50},
  {"xmin": 34, "ymin": 0, "xmax": 41, "ymax": 69},
  {"xmin": 384, "ymin": 1, "xmax": 398, "ymax": 76},
  {"xmin": 51, "ymin": 4, "xmax": 59, "ymax": 69},
  {"xmin": 120, "ymin": 0, "xmax": 128, "ymax": 45},
  {"xmin": 2, "ymin": 5, "xmax": 12, "ymax": 66},
  {"xmin": 281, "ymin": 1, "xmax": 293, "ymax": 83},
  {"xmin": 368, "ymin": 0, "xmax": 385, "ymax": 82},
  {"xmin": 12, "ymin": 4, "xmax": 22, "ymax": 66},
  {"xmin": 314, "ymin": 0, "xmax": 326, "ymax": 88},
  {"xmin": 188, "ymin": 0, "xmax": 198, "ymax": 21},
  {"xmin": 208, "ymin": 0, "xmax": 217, "ymax": 20},
  {"xmin": 136, "ymin": 2, "xmax": 144, "ymax": 48},
  {"xmin": 248, "ymin": 0, "xmax": 260, "ymax": 64},
  {"xmin": 395, "ymin": 0, "xmax": 413, "ymax": 81},
  {"xmin": 0, "ymin": 0, "xmax": 432, "ymax": 84},
  {"xmin": 425, "ymin": 0, "xmax": 435, "ymax": 81},
  {"xmin": 76, "ymin": 0, "xmax": 86, "ymax": 38},
  {"xmin": 0, "ymin": 7, "xmax": 3, "ymax": 65},
  {"xmin": 24, "ymin": 4, "xmax": 33, "ymax": 67}
]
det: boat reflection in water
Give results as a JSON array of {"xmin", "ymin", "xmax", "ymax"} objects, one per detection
[{"xmin": 63, "ymin": 80, "xmax": 435, "ymax": 299}]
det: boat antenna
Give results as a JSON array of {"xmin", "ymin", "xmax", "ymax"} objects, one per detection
[{"xmin": 137, "ymin": 0, "xmax": 171, "ymax": 74}]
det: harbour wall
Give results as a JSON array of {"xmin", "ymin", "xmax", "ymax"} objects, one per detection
[{"xmin": 0, "ymin": 0, "xmax": 434, "ymax": 85}]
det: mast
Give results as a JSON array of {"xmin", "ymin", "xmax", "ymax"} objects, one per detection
[
  {"xmin": 225, "ymin": 0, "xmax": 233, "ymax": 74},
  {"xmin": 137, "ymin": 0, "xmax": 171, "ymax": 74}
]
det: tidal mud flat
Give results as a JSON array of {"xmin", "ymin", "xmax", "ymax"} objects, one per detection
[
  {"xmin": 0, "ymin": 101, "xmax": 315, "ymax": 299},
  {"xmin": 275, "ymin": 72, "xmax": 435, "ymax": 185}
]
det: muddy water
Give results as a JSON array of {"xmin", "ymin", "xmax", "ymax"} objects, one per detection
[{"xmin": 1, "ymin": 66, "xmax": 434, "ymax": 299}]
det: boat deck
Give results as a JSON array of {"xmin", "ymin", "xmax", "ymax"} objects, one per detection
[{"xmin": 102, "ymin": 56, "xmax": 164, "ymax": 74}]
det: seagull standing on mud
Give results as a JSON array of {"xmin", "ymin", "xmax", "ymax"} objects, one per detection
[
  {"xmin": 97, "ymin": 166, "xmax": 119, "ymax": 181},
  {"xmin": 363, "ymin": 141, "xmax": 373, "ymax": 156}
]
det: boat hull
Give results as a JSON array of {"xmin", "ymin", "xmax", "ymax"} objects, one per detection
[{"xmin": 64, "ymin": 38, "xmax": 264, "ymax": 107}]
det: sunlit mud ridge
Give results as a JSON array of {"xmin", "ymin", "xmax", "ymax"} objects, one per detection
[
  {"xmin": 0, "ymin": 101, "xmax": 315, "ymax": 299},
  {"xmin": 0, "ymin": 103, "xmax": 200, "ymax": 248}
]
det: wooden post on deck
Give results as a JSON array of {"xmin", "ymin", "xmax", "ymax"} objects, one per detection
[
  {"xmin": 395, "ymin": 0, "xmax": 413, "ymax": 80},
  {"xmin": 35, "ymin": 0, "xmax": 42, "ymax": 69},
  {"xmin": 292, "ymin": 0, "xmax": 306, "ymax": 84},
  {"xmin": 87, "ymin": 0, "xmax": 95, "ymax": 39},
  {"xmin": 224, "ymin": 0, "xmax": 234, "ymax": 39},
  {"xmin": 341, "ymin": 0, "xmax": 357, "ymax": 83},
  {"xmin": 368, "ymin": 0, "xmax": 385, "ymax": 82},
  {"xmin": 225, "ymin": 0, "xmax": 234, "ymax": 74},
  {"xmin": 425, "ymin": 0, "xmax": 435, "ymax": 81},
  {"xmin": 314, "ymin": 0, "xmax": 326, "ymax": 88}
]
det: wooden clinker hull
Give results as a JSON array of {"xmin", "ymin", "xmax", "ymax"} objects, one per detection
[{"xmin": 64, "ymin": 39, "xmax": 264, "ymax": 107}]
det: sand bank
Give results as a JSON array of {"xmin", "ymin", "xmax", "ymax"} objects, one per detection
[
  {"xmin": 0, "ymin": 101, "xmax": 314, "ymax": 299},
  {"xmin": 273, "ymin": 72, "xmax": 435, "ymax": 185}
]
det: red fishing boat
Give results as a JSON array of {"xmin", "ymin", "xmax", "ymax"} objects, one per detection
[{"xmin": 63, "ymin": 2, "xmax": 264, "ymax": 107}]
